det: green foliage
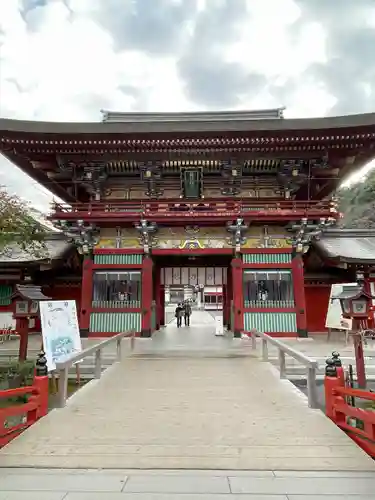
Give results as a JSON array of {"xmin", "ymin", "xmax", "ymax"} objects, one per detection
[
  {"xmin": 0, "ymin": 360, "xmax": 35, "ymax": 407},
  {"xmin": 0, "ymin": 360, "xmax": 35, "ymax": 389},
  {"xmin": 338, "ymin": 169, "xmax": 375, "ymax": 228},
  {"xmin": 0, "ymin": 186, "xmax": 47, "ymax": 257}
]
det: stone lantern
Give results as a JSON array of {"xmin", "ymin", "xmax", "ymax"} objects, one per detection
[{"xmin": 12, "ymin": 285, "xmax": 51, "ymax": 361}]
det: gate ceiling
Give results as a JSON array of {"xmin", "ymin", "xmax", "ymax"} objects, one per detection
[{"xmin": 161, "ymin": 267, "xmax": 227, "ymax": 286}]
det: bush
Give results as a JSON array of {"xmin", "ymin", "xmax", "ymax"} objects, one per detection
[{"xmin": 0, "ymin": 360, "xmax": 35, "ymax": 405}]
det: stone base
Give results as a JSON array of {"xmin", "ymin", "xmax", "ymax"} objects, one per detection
[
  {"xmin": 297, "ymin": 328, "xmax": 308, "ymax": 338},
  {"xmin": 80, "ymin": 328, "xmax": 89, "ymax": 338}
]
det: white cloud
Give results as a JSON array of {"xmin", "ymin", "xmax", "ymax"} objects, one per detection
[{"xmin": 0, "ymin": 0, "xmax": 374, "ymax": 212}]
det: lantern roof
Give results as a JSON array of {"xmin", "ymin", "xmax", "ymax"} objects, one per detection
[
  {"xmin": 332, "ymin": 284, "xmax": 375, "ymax": 302},
  {"xmin": 12, "ymin": 284, "xmax": 51, "ymax": 301},
  {"xmin": 333, "ymin": 285, "xmax": 363, "ymax": 301}
]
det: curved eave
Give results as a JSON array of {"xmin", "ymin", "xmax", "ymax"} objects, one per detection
[
  {"xmin": 0, "ymin": 150, "xmax": 75, "ymax": 202},
  {"xmin": 313, "ymin": 230, "xmax": 375, "ymax": 264},
  {"xmin": 1, "ymin": 112, "xmax": 375, "ymax": 136}
]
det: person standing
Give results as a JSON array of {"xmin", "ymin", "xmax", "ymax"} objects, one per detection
[
  {"xmin": 175, "ymin": 303, "xmax": 183, "ymax": 328},
  {"xmin": 184, "ymin": 301, "xmax": 192, "ymax": 326}
]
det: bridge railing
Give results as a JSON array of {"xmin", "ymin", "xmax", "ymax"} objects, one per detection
[
  {"xmin": 55, "ymin": 331, "xmax": 134, "ymax": 408},
  {"xmin": 324, "ymin": 361, "xmax": 375, "ymax": 459},
  {"xmin": 249, "ymin": 329, "xmax": 319, "ymax": 409},
  {"xmin": 0, "ymin": 375, "xmax": 49, "ymax": 447}
]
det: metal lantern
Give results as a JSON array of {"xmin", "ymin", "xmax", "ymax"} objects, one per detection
[
  {"xmin": 333, "ymin": 285, "xmax": 370, "ymax": 320},
  {"xmin": 332, "ymin": 284, "xmax": 374, "ymax": 389}
]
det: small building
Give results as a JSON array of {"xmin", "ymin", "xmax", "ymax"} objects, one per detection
[
  {"xmin": 0, "ymin": 233, "xmax": 81, "ymax": 331},
  {"xmin": 305, "ymin": 229, "xmax": 375, "ymax": 333}
]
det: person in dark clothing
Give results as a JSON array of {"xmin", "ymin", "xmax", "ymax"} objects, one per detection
[
  {"xmin": 184, "ymin": 301, "xmax": 192, "ymax": 326},
  {"xmin": 175, "ymin": 303, "xmax": 184, "ymax": 327}
]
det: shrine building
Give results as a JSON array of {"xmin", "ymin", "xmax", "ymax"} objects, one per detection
[{"xmin": 1, "ymin": 109, "xmax": 375, "ymax": 338}]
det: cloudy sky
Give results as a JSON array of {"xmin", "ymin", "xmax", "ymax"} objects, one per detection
[{"xmin": 1, "ymin": 0, "xmax": 375, "ymax": 211}]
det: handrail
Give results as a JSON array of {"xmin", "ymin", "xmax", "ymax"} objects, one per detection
[
  {"xmin": 51, "ymin": 199, "xmax": 336, "ymax": 215},
  {"xmin": 249, "ymin": 329, "xmax": 319, "ymax": 409},
  {"xmin": 324, "ymin": 367, "xmax": 375, "ymax": 458},
  {"xmin": 0, "ymin": 378, "xmax": 49, "ymax": 448},
  {"xmin": 335, "ymin": 386, "xmax": 375, "ymax": 402},
  {"xmin": 55, "ymin": 331, "xmax": 134, "ymax": 408}
]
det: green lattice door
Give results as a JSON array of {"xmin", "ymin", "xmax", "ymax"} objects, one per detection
[{"xmin": 182, "ymin": 169, "xmax": 202, "ymax": 198}]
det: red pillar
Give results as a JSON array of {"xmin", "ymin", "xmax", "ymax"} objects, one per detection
[
  {"xmin": 153, "ymin": 265, "xmax": 161, "ymax": 330},
  {"xmin": 292, "ymin": 251, "xmax": 308, "ymax": 338},
  {"xmin": 33, "ymin": 375, "xmax": 49, "ymax": 419},
  {"xmin": 159, "ymin": 285, "xmax": 165, "ymax": 326},
  {"xmin": 324, "ymin": 367, "xmax": 344, "ymax": 421},
  {"xmin": 17, "ymin": 317, "xmax": 29, "ymax": 361},
  {"xmin": 79, "ymin": 256, "xmax": 93, "ymax": 338},
  {"xmin": 141, "ymin": 256, "xmax": 153, "ymax": 337},
  {"xmin": 226, "ymin": 264, "xmax": 233, "ymax": 329},
  {"xmin": 231, "ymin": 257, "xmax": 243, "ymax": 338},
  {"xmin": 353, "ymin": 328, "xmax": 367, "ymax": 389},
  {"xmin": 222, "ymin": 284, "xmax": 227, "ymax": 326}
]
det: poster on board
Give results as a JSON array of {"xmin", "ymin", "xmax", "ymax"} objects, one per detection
[
  {"xmin": 325, "ymin": 283, "xmax": 357, "ymax": 331},
  {"xmin": 39, "ymin": 300, "xmax": 82, "ymax": 372}
]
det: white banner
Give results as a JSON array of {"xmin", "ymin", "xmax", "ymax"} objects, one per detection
[
  {"xmin": 325, "ymin": 283, "xmax": 356, "ymax": 331},
  {"xmin": 39, "ymin": 300, "xmax": 82, "ymax": 371},
  {"xmin": 215, "ymin": 316, "xmax": 224, "ymax": 336}
]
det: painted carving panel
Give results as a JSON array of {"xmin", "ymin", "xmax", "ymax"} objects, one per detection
[
  {"xmin": 95, "ymin": 225, "xmax": 291, "ymax": 250},
  {"xmin": 242, "ymin": 226, "xmax": 291, "ymax": 249},
  {"xmin": 96, "ymin": 228, "xmax": 142, "ymax": 249},
  {"xmin": 154, "ymin": 226, "xmax": 229, "ymax": 249}
]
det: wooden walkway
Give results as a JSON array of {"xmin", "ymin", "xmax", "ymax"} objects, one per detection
[{"xmin": 1, "ymin": 312, "xmax": 375, "ymax": 471}]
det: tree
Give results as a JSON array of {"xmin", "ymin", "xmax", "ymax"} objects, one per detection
[
  {"xmin": 338, "ymin": 169, "xmax": 375, "ymax": 229},
  {"xmin": 0, "ymin": 186, "xmax": 47, "ymax": 257}
]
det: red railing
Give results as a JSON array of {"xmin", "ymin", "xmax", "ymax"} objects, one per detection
[
  {"xmin": 51, "ymin": 199, "xmax": 338, "ymax": 219},
  {"xmin": 325, "ymin": 367, "xmax": 375, "ymax": 458},
  {"xmin": 0, "ymin": 375, "xmax": 49, "ymax": 447}
]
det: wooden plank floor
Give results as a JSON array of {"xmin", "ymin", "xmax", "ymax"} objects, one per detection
[{"xmin": 1, "ymin": 323, "xmax": 374, "ymax": 471}]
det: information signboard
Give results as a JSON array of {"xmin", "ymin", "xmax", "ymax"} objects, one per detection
[
  {"xmin": 39, "ymin": 300, "xmax": 82, "ymax": 371},
  {"xmin": 325, "ymin": 283, "xmax": 357, "ymax": 331}
]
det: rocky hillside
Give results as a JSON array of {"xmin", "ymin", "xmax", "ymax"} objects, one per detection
[{"xmin": 338, "ymin": 169, "xmax": 375, "ymax": 228}]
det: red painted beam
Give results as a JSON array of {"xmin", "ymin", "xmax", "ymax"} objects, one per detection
[
  {"xmin": 242, "ymin": 263, "xmax": 292, "ymax": 268},
  {"xmin": 241, "ymin": 248, "xmax": 292, "ymax": 254},
  {"xmin": 243, "ymin": 307, "xmax": 296, "ymax": 313},
  {"xmin": 51, "ymin": 212, "xmax": 337, "ymax": 225},
  {"xmin": 151, "ymin": 248, "xmax": 233, "ymax": 256},
  {"xmin": 91, "ymin": 308, "xmax": 141, "ymax": 313},
  {"xmin": 94, "ymin": 248, "xmax": 143, "ymax": 255},
  {"xmin": 92, "ymin": 264, "xmax": 143, "ymax": 270}
]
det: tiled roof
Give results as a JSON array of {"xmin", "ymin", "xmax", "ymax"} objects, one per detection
[
  {"xmin": 1, "ymin": 111, "xmax": 375, "ymax": 135},
  {"xmin": 0, "ymin": 237, "xmax": 72, "ymax": 264},
  {"xmin": 315, "ymin": 229, "xmax": 375, "ymax": 263},
  {"xmin": 14, "ymin": 284, "xmax": 51, "ymax": 300}
]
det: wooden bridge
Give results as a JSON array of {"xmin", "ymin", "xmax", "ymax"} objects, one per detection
[
  {"xmin": 1, "ymin": 312, "xmax": 374, "ymax": 471},
  {"xmin": 0, "ymin": 312, "xmax": 375, "ymax": 500}
]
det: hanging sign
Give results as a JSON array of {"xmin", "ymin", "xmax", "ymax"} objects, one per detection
[{"xmin": 39, "ymin": 300, "xmax": 82, "ymax": 371}]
